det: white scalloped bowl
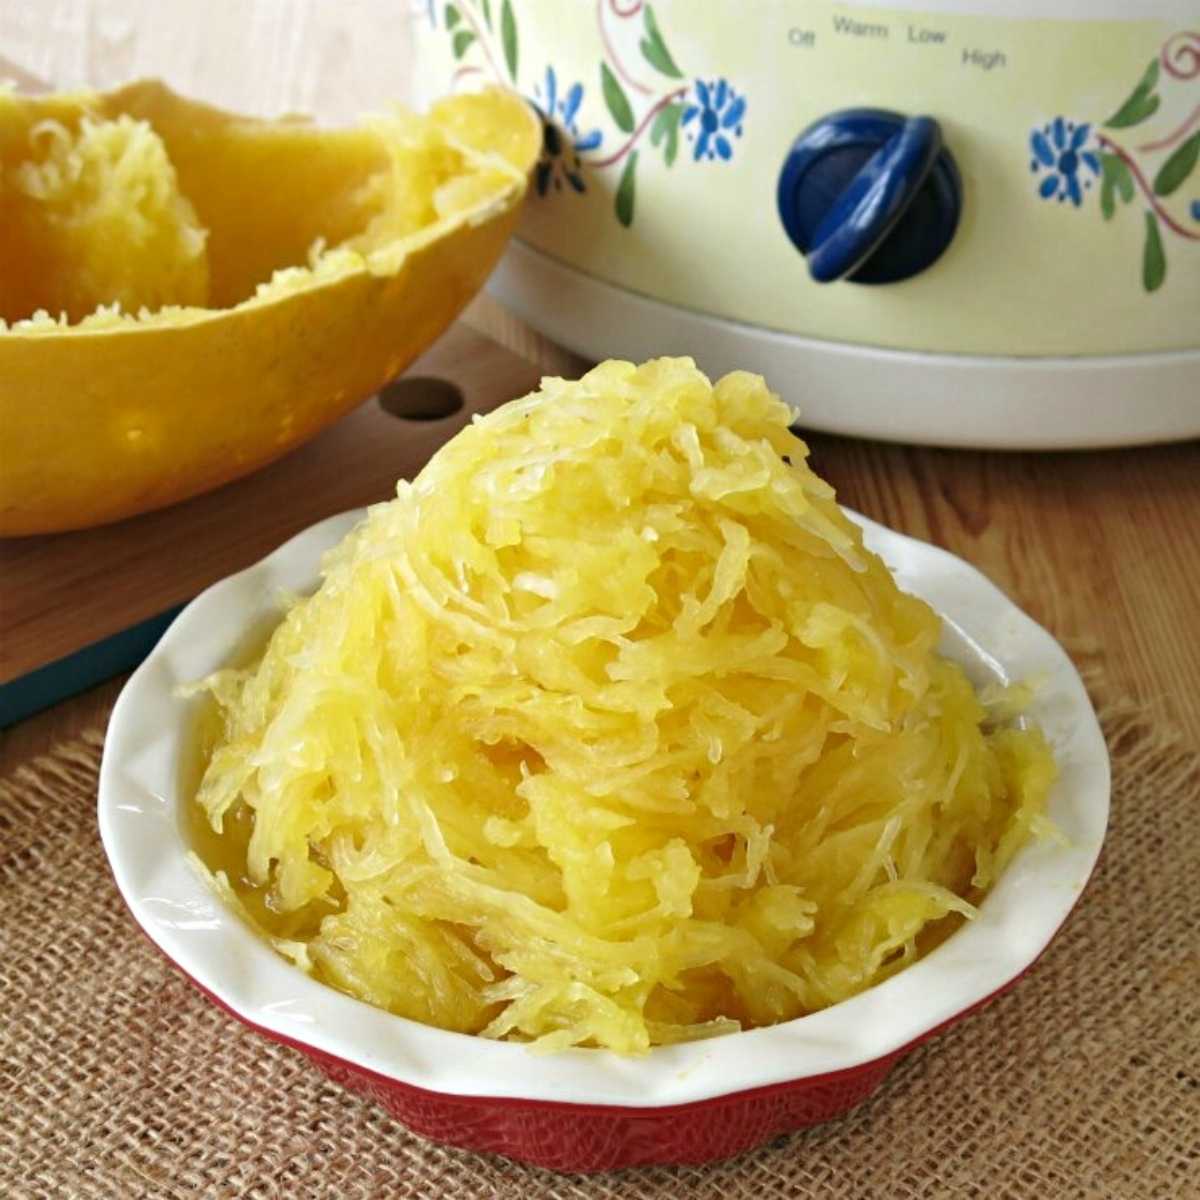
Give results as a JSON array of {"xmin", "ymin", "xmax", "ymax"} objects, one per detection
[{"xmin": 99, "ymin": 509, "xmax": 1109, "ymax": 1172}]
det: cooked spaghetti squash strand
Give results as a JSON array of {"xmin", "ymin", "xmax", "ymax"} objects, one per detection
[
  {"xmin": 193, "ymin": 358, "xmax": 1056, "ymax": 1053},
  {"xmin": 5, "ymin": 115, "xmax": 209, "ymax": 321}
]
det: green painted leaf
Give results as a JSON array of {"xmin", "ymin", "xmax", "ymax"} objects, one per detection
[
  {"xmin": 1153, "ymin": 131, "xmax": 1200, "ymax": 196},
  {"xmin": 601, "ymin": 62, "xmax": 635, "ymax": 133},
  {"xmin": 500, "ymin": 0, "xmax": 518, "ymax": 80},
  {"xmin": 1113, "ymin": 94, "xmax": 1161, "ymax": 127},
  {"xmin": 1099, "ymin": 155, "xmax": 1117, "ymax": 220},
  {"xmin": 1099, "ymin": 153, "xmax": 1134, "ymax": 220},
  {"xmin": 640, "ymin": 5, "xmax": 683, "ymax": 78},
  {"xmin": 451, "ymin": 28, "xmax": 476, "ymax": 59},
  {"xmin": 650, "ymin": 103, "xmax": 683, "ymax": 166},
  {"xmin": 649, "ymin": 104, "xmax": 672, "ymax": 144},
  {"xmin": 480, "ymin": 0, "xmax": 492, "ymax": 30},
  {"xmin": 1115, "ymin": 158, "xmax": 1134, "ymax": 203},
  {"xmin": 1104, "ymin": 58, "xmax": 1160, "ymax": 128},
  {"xmin": 1142, "ymin": 211, "xmax": 1166, "ymax": 292},
  {"xmin": 616, "ymin": 151, "xmax": 638, "ymax": 227},
  {"xmin": 444, "ymin": 4, "xmax": 460, "ymax": 29}
]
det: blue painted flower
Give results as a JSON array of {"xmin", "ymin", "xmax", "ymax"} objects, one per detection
[
  {"xmin": 1030, "ymin": 117, "xmax": 1100, "ymax": 206},
  {"xmin": 682, "ymin": 78, "xmax": 746, "ymax": 162},
  {"xmin": 531, "ymin": 66, "xmax": 603, "ymax": 195}
]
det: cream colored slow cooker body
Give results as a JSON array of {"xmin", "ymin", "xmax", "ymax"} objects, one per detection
[{"xmin": 413, "ymin": 1, "xmax": 1200, "ymax": 446}]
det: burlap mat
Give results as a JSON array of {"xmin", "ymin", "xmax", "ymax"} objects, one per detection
[{"xmin": 1, "ymin": 680, "xmax": 1197, "ymax": 1200}]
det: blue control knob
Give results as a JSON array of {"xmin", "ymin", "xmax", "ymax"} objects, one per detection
[{"xmin": 776, "ymin": 108, "xmax": 961, "ymax": 285}]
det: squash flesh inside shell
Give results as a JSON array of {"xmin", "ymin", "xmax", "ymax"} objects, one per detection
[{"xmin": 0, "ymin": 81, "xmax": 538, "ymax": 533}]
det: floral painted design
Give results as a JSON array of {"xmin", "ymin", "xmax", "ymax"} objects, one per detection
[
  {"xmin": 1030, "ymin": 118, "xmax": 1099, "ymax": 206},
  {"xmin": 1031, "ymin": 31, "xmax": 1200, "ymax": 292},
  {"xmin": 532, "ymin": 66, "xmax": 603, "ymax": 195},
  {"xmin": 682, "ymin": 78, "xmax": 746, "ymax": 162},
  {"xmin": 435, "ymin": 0, "xmax": 747, "ymax": 227}
]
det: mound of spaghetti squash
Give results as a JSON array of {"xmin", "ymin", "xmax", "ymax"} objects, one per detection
[{"xmin": 192, "ymin": 359, "xmax": 1056, "ymax": 1053}]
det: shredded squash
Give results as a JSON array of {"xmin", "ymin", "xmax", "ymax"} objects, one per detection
[
  {"xmin": 0, "ymin": 105, "xmax": 513, "ymax": 331},
  {"xmin": 0, "ymin": 81, "xmax": 538, "ymax": 536},
  {"xmin": 3, "ymin": 114, "xmax": 208, "ymax": 323},
  {"xmin": 192, "ymin": 358, "xmax": 1057, "ymax": 1054}
]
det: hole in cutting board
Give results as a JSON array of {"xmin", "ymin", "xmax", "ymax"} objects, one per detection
[{"xmin": 378, "ymin": 377, "xmax": 465, "ymax": 422}]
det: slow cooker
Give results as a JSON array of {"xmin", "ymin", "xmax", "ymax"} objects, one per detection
[{"xmin": 412, "ymin": 1, "xmax": 1200, "ymax": 447}]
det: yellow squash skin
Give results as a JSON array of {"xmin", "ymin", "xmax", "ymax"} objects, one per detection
[{"xmin": 0, "ymin": 81, "xmax": 539, "ymax": 535}]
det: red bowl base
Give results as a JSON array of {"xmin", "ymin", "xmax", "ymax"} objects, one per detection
[{"xmin": 306, "ymin": 1044, "xmax": 900, "ymax": 1172}]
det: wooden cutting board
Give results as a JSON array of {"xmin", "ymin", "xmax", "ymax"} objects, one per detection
[{"xmin": 0, "ymin": 322, "xmax": 545, "ymax": 724}]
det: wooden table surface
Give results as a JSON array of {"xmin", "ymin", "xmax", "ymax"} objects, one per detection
[{"xmin": 2, "ymin": 293, "xmax": 1198, "ymax": 777}]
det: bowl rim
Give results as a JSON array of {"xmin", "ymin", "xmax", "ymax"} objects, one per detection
[{"xmin": 98, "ymin": 507, "xmax": 1110, "ymax": 1110}]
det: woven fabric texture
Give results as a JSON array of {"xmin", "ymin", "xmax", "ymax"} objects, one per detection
[{"xmin": 1, "ymin": 691, "xmax": 1197, "ymax": 1199}]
